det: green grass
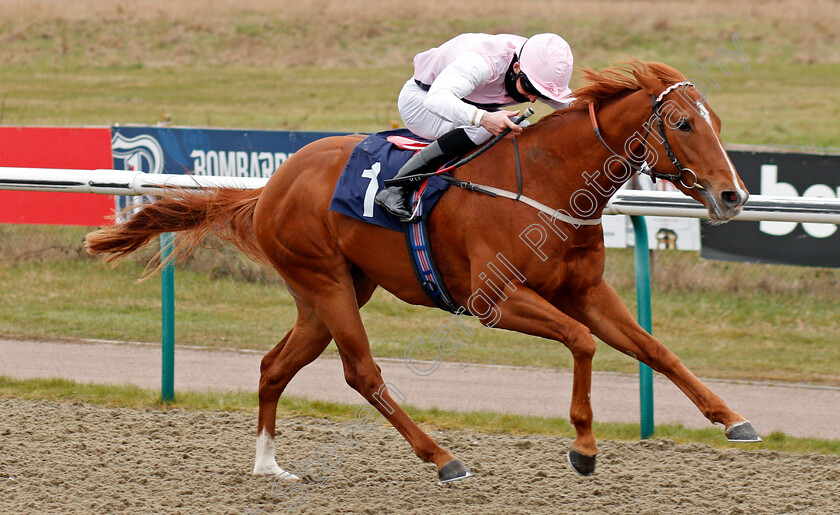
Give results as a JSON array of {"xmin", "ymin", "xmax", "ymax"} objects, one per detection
[
  {"xmin": 0, "ymin": 257, "xmax": 294, "ymax": 347},
  {"xmin": 2, "ymin": 375, "xmax": 837, "ymax": 456},
  {"xmin": 1, "ymin": 61, "xmax": 837, "ymax": 149},
  {"xmin": 0, "ymin": 64, "xmax": 409, "ymax": 132},
  {"xmin": 0, "ymin": 1, "xmax": 838, "ymax": 148}
]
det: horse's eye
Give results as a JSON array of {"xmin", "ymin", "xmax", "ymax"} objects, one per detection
[{"xmin": 677, "ymin": 119, "xmax": 692, "ymax": 132}]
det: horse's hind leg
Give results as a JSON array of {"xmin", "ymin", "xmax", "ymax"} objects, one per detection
[
  {"xmin": 254, "ymin": 270, "xmax": 379, "ymax": 477},
  {"xmin": 285, "ymin": 271, "xmax": 467, "ymax": 482},
  {"xmin": 253, "ymin": 297, "xmax": 333, "ymax": 477}
]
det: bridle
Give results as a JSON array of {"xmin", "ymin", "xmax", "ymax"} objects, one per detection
[{"xmin": 588, "ymin": 80, "xmax": 702, "ymax": 190}]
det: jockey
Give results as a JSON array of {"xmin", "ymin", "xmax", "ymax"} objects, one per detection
[{"xmin": 375, "ymin": 32, "xmax": 575, "ymax": 219}]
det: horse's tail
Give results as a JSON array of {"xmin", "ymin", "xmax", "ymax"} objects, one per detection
[{"xmin": 85, "ymin": 187, "xmax": 267, "ymax": 275}]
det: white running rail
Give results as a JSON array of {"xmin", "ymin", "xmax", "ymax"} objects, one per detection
[{"xmin": 1, "ymin": 167, "xmax": 839, "ymax": 224}]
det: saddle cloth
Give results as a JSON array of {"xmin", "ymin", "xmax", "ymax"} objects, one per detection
[
  {"xmin": 329, "ymin": 129, "xmax": 463, "ymax": 312},
  {"xmin": 328, "ymin": 129, "xmax": 452, "ymax": 232}
]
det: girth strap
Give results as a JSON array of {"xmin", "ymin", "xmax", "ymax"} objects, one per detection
[{"xmin": 404, "ymin": 190, "xmax": 462, "ymax": 313}]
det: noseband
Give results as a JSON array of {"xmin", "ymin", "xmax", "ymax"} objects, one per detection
[{"xmin": 588, "ymin": 80, "xmax": 701, "ymax": 189}]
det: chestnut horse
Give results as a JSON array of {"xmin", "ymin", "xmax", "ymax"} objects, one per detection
[{"xmin": 86, "ymin": 61, "xmax": 759, "ymax": 483}]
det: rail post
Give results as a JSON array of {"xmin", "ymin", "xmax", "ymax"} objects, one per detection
[
  {"xmin": 630, "ymin": 215, "xmax": 655, "ymax": 439},
  {"xmin": 160, "ymin": 232, "xmax": 175, "ymax": 402}
]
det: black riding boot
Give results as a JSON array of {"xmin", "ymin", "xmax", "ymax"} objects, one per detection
[{"xmin": 374, "ymin": 128, "xmax": 477, "ymax": 220}]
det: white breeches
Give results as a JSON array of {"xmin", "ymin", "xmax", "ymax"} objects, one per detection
[{"xmin": 397, "ymin": 79, "xmax": 494, "ymax": 145}]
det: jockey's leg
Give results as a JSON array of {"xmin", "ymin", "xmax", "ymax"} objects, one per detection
[
  {"xmin": 374, "ymin": 127, "xmax": 477, "ymax": 219},
  {"xmin": 376, "ymin": 78, "xmax": 487, "ymax": 220}
]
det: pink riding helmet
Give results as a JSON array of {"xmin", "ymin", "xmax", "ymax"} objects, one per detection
[{"xmin": 518, "ymin": 33, "xmax": 574, "ymax": 103}]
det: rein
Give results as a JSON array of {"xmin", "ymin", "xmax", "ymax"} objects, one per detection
[
  {"xmin": 407, "ymin": 110, "xmax": 610, "ymax": 226},
  {"xmin": 588, "ymin": 80, "xmax": 701, "ymax": 190},
  {"xmin": 436, "ymin": 172, "xmax": 602, "ymax": 226}
]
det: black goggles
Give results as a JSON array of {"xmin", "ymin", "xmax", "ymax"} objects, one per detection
[{"xmin": 518, "ymin": 72, "xmax": 545, "ymax": 99}]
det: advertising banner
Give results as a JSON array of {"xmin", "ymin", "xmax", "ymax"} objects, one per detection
[
  {"xmin": 0, "ymin": 127, "xmax": 114, "ymax": 225},
  {"xmin": 109, "ymin": 127, "xmax": 346, "ymax": 214},
  {"xmin": 0, "ymin": 126, "xmax": 345, "ymax": 226},
  {"xmin": 701, "ymin": 149, "xmax": 840, "ymax": 267},
  {"xmin": 3, "ymin": 126, "xmax": 837, "ymax": 269}
]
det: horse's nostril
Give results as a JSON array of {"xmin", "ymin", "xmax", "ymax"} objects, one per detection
[{"xmin": 721, "ymin": 191, "xmax": 740, "ymax": 206}]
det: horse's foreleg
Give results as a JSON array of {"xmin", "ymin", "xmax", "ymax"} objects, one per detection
[
  {"xmin": 569, "ymin": 280, "xmax": 761, "ymax": 442},
  {"xmin": 485, "ymin": 285, "xmax": 599, "ymax": 476},
  {"xmin": 254, "ymin": 299, "xmax": 333, "ymax": 477}
]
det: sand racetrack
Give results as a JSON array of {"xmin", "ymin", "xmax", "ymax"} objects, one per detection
[{"xmin": 1, "ymin": 398, "xmax": 839, "ymax": 514}]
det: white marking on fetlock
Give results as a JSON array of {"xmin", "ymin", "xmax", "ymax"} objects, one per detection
[{"xmin": 253, "ymin": 429, "xmax": 299, "ymax": 479}]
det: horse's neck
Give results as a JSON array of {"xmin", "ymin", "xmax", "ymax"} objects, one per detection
[
  {"xmin": 580, "ymin": 90, "xmax": 655, "ymax": 206},
  {"xmin": 478, "ymin": 91, "xmax": 653, "ymax": 220}
]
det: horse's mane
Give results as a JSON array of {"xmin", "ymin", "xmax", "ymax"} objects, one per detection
[{"xmin": 540, "ymin": 59, "xmax": 687, "ymax": 122}]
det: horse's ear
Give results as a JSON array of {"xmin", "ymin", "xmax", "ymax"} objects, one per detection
[{"xmin": 633, "ymin": 69, "xmax": 663, "ymax": 97}]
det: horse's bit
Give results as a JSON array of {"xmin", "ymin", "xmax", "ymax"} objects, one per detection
[{"xmin": 588, "ymin": 80, "xmax": 702, "ymax": 190}]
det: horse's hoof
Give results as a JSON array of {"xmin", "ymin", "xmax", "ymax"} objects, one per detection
[
  {"xmin": 437, "ymin": 459, "xmax": 473, "ymax": 484},
  {"xmin": 256, "ymin": 470, "xmax": 300, "ymax": 481},
  {"xmin": 567, "ymin": 449, "xmax": 597, "ymax": 476},
  {"xmin": 253, "ymin": 463, "xmax": 299, "ymax": 479},
  {"xmin": 725, "ymin": 421, "xmax": 762, "ymax": 442}
]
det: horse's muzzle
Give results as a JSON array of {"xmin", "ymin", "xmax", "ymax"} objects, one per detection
[{"xmin": 702, "ymin": 187, "xmax": 748, "ymax": 222}]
